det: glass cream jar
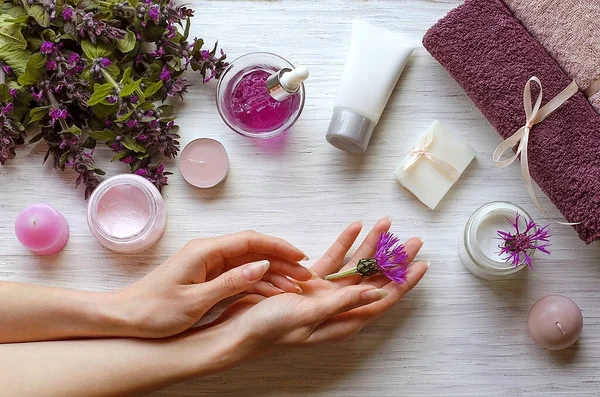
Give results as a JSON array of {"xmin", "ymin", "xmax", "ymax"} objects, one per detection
[
  {"xmin": 87, "ymin": 174, "xmax": 167, "ymax": 253},
  {"xmin": 459, "ymin": 201, "xmax": 535, "ymax": 280}
]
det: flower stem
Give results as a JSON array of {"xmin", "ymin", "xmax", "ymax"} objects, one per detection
[
  {"xmin": 0, "ymin": 68, "xmax": 5, "ymax": 84},
  {"xmin": 324, "ymin": 267, "xmax": 359, "ymax": 281},
  {"xmin": 101, "ymin": 68, "xmax": 120, "ymax": 89}
]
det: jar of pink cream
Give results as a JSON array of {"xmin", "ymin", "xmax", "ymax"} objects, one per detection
[{"xmin": 87, "ymin": 174, "xmax": 167, "ymax": 253}]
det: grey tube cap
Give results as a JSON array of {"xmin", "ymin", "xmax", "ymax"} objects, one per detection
[{"xmin": 326, "ymin": 109, "xmax": 375, "ymax": 154}]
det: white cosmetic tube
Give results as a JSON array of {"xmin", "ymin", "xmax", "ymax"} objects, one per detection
[{"xmin": 326, "ymin": 20, "xmax": 415, "ymax": 153}]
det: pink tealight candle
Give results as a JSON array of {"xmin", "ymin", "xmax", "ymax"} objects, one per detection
[
  {"xmin": 528, "ymin": 295, "xmax": 583, "ymax": 350},
  {"xmin": 15, "ymin": 204, "xmax": 69, "ymax": 255},
  {"xmin": 179, "ymin": 138, "xmax": 229, "ymax": 188}
]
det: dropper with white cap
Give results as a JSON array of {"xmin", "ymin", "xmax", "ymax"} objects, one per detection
[{"xmin": 266, "ymin": 66, "xmax": 309, "ymax": 101}]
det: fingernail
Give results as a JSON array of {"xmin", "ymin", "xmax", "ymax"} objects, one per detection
[
  {"xmin": 423, "ymin": 260, "xmax": 431, "ymax": 268},
  {"xmin": 243, "ymin": 260, "xmax": 270, "ymax": 281},
  {"xmin": 384, "ymin": 215, "xmax": 393, "ymax": 223},
  {"xmin": 309, "ymin": 269, "xmax": 321, "ymax": 280},
  {"xmin": 295, "ymin": 284, "xmax": 304, "ymax": 294},
  {"xmin": 302, "ymin": 254, "xmax": 310, "ymax": 261},
  {"xmin": 356, "ymin": 219, "xmax": 364, "ymax": 226},
  {"xmin": 360, "ymin": 288, "xmax": 388, "ymax": 303},
  {"xmin": 416, "ymin": 237, "xmax": 425, "ymax": 244}
]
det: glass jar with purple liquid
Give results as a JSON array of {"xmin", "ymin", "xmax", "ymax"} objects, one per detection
[{"xmin": 216, "ymin": 52, "xmax": 306, "ymax": 139}]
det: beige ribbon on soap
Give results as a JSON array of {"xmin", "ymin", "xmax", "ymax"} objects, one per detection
[
  {"xmin": 493, "ymin": 76, "xmax": 580, "ymax": 225},
  {"xmin": 404, "ymin": 131, "xmax": 461, "ymax": 182}
]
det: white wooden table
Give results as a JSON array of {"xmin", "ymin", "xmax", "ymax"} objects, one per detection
[{"xmin": 1, "ymin": 1, "xmax": 599, "ymax": 395}]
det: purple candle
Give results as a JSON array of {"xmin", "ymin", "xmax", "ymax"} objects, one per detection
[
  {"xmin": 15, "ymin": 204, "xmax": 69, "ymax": 255},
  {"xmin": 528, "ymin": 295, "xmax": 583, "ymax": 350}
]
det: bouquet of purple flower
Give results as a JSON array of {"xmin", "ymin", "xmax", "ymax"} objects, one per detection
[{"xmin": 0, "ymin": 0, "xmax": 227, "ymax": 198}]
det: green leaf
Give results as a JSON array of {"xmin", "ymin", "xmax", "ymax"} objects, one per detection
[
  {"xmin": 0, "ymin": 44, "xmax": 29, "ymax": 75},
  {"xmin": 122, "ymin": 136, "xmax": 146, "ymax": 153},
  {"xmin": 92, "ymin": 103, "xmax": 116, "ymax": 119},
  {"xmin": 81, "ymin": 39, "xmax": 114, "ymax": 59},
  {"xmin": 89, "ymin": 129, "xmax": 119, "ymax": 142},
  {"xmin": 139, "ymin": 101, "xmax": 154, "ymax": 111},
  {"xmin": 25, "ymin": 106, "xmax": 49, "ymax": 125},
  {"xmin": 87, "ymin": 82, "xmax": 114, "ymax": 106},
  {"xmin": 115, "ymin": 109, "xmax": 133, "ymax": 122},
  {"xmin": 119, "ymin": 79, "xmax": 140, "ymax": 97},
  {"xmin": 111, "ymin": 151, "xmax": 128, "ymax": 162},
  {"xmin": 28, "ymin": 132, "xmax": 44, "ymax": 144},
  {"xmin": 40, "ymin": 28, "xmax": 56, "ymax": 42},
  {"xmin": 17, "ymin": 53, "xmax": 45, "ymax": 86},
  {"xmin": 0, "ymin": 84, "xmax": 10, "ymax": 102},
  {"xmin": 191, "ymin": 38, "xmax": 204, "ymax": 54},
  {"xmin": 28, "ymin": 4, "xmax": 50, "ymax": 28},
  {"xmin": 1, "ymin": 4, "xmax": 27, "ymax": 18},
  {"xmin": 115, "ymin": 29, "xmax": 135, "ymax": 53},
  {"xmin": 0, "ymin": 21, "xmax": 27, "ymax": 49},
  {"xmin": 181, "ymin": 17, "xmax": 190, "ymax": 43},
  {"xmin": 93, "ymin": 168, "xmax": 106, "ymax": 176},
  {"xmin": 121, "ymin": 66, "xmax": 133, "ymax": 84},
  {"xmin": 157, "ymin": 104, "xmax": 174, "ymax": 117},
  {"xmin": 143, "ymin": 80, "xmax": 163, "ymax": 98},
  {"xmin": 63, "ymin": 124, "xmax": 82, "ymax": 135}
]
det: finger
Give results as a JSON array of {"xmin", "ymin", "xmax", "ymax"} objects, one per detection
[
  {"xmin": 346, "ymin": 260, "xmax": 430, "ymax": 321},
  {"xmin": 246, "ymin": 280, "xmax": 285, "ymax": 297},
  {"xmin": 199, "ymin": 260, "xmax": 271, "ymax": 308},
  {"xmin": 307, "ymin": 261, "xmax": 429, "ymax": 345},
  {"xmin": 262, "ymin": 271, "xmax": 303, "ymax": 294},
  {"xmin": 357, "ymin": 238, "xmax": 424, "ymax": 288},
  {"xmin": 224, "ymin": 255, "xmax": 312, "ymax": 282},
  {"xmin": 303, "ymin": 285, "xmax": 388, "ymax": 325},
  {"xmin": 186, "ymin": 231, "xmax": 306, "ymax": 269},
  {"xmin": 311, "ymin": 221, "xmax": 363, "ymax": 278},
  {"xmin": 329, "ymin": 217, "xmax": 392, "ymax": 286}
]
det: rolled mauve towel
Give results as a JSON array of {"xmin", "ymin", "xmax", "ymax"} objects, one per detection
[
  {"xmin": 422, "ymin": 0, "xmax": 600, "ymax": 243},
  {"xmin": 503, "ymin": 0, "xmax": 600, "ymax": 113}
]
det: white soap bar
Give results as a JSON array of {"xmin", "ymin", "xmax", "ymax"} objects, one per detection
[{"xmin": 394, "ymin": 120, "xmax": 476, "ymax": 209}]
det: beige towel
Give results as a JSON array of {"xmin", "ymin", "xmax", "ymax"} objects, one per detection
[{"xmin": 504, "ymin": 0, "xmax": 600, "ymax": 112}]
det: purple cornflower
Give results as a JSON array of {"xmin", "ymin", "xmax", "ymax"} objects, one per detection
[
  {"xmin": 325, "ymin": 231, "xmax": 409, "ymax": 284},
  {"xmin": 126, "ymin": 119, "xmax": 138, "ymax": 128},
  {"xmin": 62, "ymin": 7, "xmax": 73, "ymax": 21},
  {"xmin": 148, "ymin": 5, "xmax": 161, "ymax": 23},
  {"xmin": 159, "ymin": 66, "xmax": 171, "ymax": 82},
  {"xmin": 45, "ymin": 60, "xmax": 57, "ymax": 71},
  {"xmin": 9, "ymin": 89, "xmax": 17, "ymax": 98},
  {"xmin": 31, "ymin": 89, "xmax": 44, "ymax": 102},
  {"xmin": 129, "ymin": 94, "xmax": 139, "ymax": 104},
  {"xmin": 497, "ymin": 214, "xmax": 551, "ymax": 270},
  {"xmin": 40, "ymin": 41, "xmax": 55, "ymax": 54},
  {"xmin": 106, "ymin": 95, "xmax": 118, "ymax": 104},
  {"xmin": 2, "ymin": 65, "xmax": 13, "ymax": 76},
  {"xmin": 100, "ymin": 58, "xmax": 112, "ymax": 68},
  {"xmin": 1, "ymin": 103, "xmax": 14, "ymax": 114},
  {"xmin": 49, "ymin": 107, "xmax": 68, "ymax": 125}
]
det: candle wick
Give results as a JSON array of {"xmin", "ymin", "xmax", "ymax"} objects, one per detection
[
  {"xmin": 555, "ymin": 321, "xmax": 566, "ymax": 336},
  {"xmin": 32, "ymin": 216, "xmax": 37, "ymax": 226}
]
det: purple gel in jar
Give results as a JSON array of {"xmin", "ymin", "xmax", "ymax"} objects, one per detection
[
  {"xmin": 231, "ymin": 70, "xmax": 296, "ymax": 132},
  {"xmin": 216, "ymin": 52, "xmax": 306, "ymax": 139}
]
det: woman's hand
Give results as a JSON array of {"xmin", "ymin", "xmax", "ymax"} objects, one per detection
[
  {"xmin": 196, "ymin": 218, "xmax": 428, "ymax": 361},
  {"xmin": 111, "ymin": 231, "xmax": 312, "ymax": 338}
]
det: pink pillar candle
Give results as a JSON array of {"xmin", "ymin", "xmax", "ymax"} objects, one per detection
[
  {"xmin": 15, "ymin": 204, "xmax": 70, "ymax": 255},
  {"xmin": 179, "ymin": 138, "xmax": 229, "ymax": 188},
  {"xmin": 528, "ymin": 295, "xmax": 583, "ymax": 350}
]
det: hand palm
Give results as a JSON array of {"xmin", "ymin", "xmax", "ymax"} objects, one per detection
[{"xmin": 211, "ymin": 219, "xmax": 427, "ymax": 347}]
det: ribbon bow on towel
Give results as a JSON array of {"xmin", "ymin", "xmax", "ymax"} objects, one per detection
[
  {"xmin": 493, "ymin": 76, "xmax": 579, "ymax": 225},
  {"xmin": 404, "ymin": 131, "xmax": 461, "ymax": 182}
]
